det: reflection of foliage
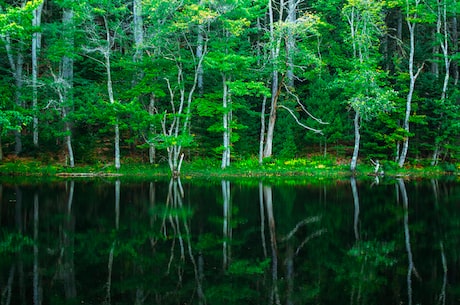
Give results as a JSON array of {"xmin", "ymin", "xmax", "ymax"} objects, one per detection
[
  {"xmin": 348, "ymin": 240, "xmax": 397, "ymax": 267},
  {"xmin": 227, "ymin": 258, "xmax": 270, "ymax": 275},
  {"xmin": 0, "ymin": 232, "xmax": 33, "ymax": 254}
]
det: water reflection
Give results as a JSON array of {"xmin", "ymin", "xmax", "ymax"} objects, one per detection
[{"xmin": 0, "ymin": 178, "xmax": 459, "ymax": 304}]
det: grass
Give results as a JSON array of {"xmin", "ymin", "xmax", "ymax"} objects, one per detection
[{"xmin": 0, "ymin": 155, "xmax": 457, "ymax": 181}]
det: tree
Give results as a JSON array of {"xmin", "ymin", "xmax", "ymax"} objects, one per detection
[
  {"xmin": 342, "ymin": 0, "xmax": 396, "ymax": 172},
  {"xmin": 397, "ymin": 0, "xmax": 425, "ymax": 167},
  {"xmin": 45, "ymin": 0, "xmax": 78, "ymax": 167},
  {"xmin": 262, "ymin": 0, "xmax": 324, "ymax": 158},
  {"xmin": 0, "ymin": 0, "xmax": 34, "ymax": 154},
  {"xmin": 81, "ymin": 0, "xmax": 129, "ymax": 170},
  {"xmin": 144, "ymin": 1, "xmax": 216, "ymax": 176},
  {"xmin": 31, "ymin": 0, "xmax": 44, "ymax": 147}
]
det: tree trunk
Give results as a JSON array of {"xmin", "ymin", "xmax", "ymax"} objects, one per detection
[
  {"xmin": 2, "ymin": 33, "xmax": 24, "ymax": 154},
  {"xmin": 32, "ymin": 1, "xmax": 44, "ymax": 147},
  {"xmin": 350, "ymin": 111, "xmax": 360, "ymax": 172},
  {"xmin": 222, "ymin": 75, "xmax": 231, "ymax": 169},
  {"xmin": 103, "ymin": 17, "xmax": 121, "ymax": 170},
  {"xmin": 263, "ymin": 0, "xmax": 282, "ymax": 158},
  {"xmin": 452, "ymin": 3, "xmax": 459, "ymax": 85},
  {"xmin": 62, "ymin": 8, "xmax": 75, "ymax": 167},
  {"xmin": 259, "ymin": 96, "xmax": 267, "ymax": 165},
  {"xmin": 148, "ymin": 94, "xmax": 156, "ymax": 164},
  {"xmin": 133, "ymin": 0, "xmax": 143, "ymax": 62},
  {"xmin": 398, "ymin": 4, "xmax": 422, "ymax": 168},
  {"xmin": 286, "ymin": 0, "xmax": 296, "ymax": 86}
]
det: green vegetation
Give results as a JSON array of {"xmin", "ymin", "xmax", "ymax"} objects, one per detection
[
  {"xmin": 0, "ymin": 0, "xmax": 459, "ymax": 176},
  {"xmin": 0, "ymin": 156, "xmax": 457, "ymax": 180}
]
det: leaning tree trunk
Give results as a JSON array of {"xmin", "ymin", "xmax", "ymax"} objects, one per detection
[
  {"xmin": 398, "ymin": 0, "xmax": 422, "ymax": 168},
  {"xmin": 263, "ymin": 0, "xmax": 283, "ymax": 158}
]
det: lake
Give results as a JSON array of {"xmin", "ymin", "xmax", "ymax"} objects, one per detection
[{"xmin": 0, "ymin": 176, "xmax": 459, "ymax": 305}]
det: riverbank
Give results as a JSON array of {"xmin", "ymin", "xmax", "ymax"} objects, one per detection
[{"xmin": 0, "ymin": 156, "xmax": 457, "ymax": 180}]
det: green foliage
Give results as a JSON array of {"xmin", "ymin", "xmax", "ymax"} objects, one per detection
[{"xmin": 0, "ymin": 232, "xmax": 33, "ymax": 254}]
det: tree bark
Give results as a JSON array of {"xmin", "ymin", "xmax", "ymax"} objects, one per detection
[
  {"xmin": 62, "ymin": 8, "xmax": 75, "ymax": 167},
  {"xmin": 350, "ymin": 111, "xmax": 360, "ymax": 172},
  {"xmin": 259, "ymin": 96, "xmax": 267, "ymax": 165},
  {"xmin": 286, "ymin": 0, "xmax": 296, "ymax": 86},
  {"xmin": 32, "ymin": 0, "xmax": 44, "ymax": 147},
  {"xmin": 398, "ymin": 1, "xmax": 422, "ymax": 168},
  {"xmin": 263, "ymin": 0, "xmax": 282, "ymax": 158},
  {"xmin": 221, "ymin": 75, "xmax": 231, "ymax": 169},
  {"xmin": 2, "ymin": 32, "xmax": 24, "ymax": 154},
  {"xmin": 452, "ymin": 3, "xmax": 459, "ymax": 85}
]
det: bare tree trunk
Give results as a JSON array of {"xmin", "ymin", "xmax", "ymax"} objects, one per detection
[
  {"xmin": 259, "ymin": 96, "xmax": 267, "ymax": 165},
  {"xmin": 350, "ymin": 111, "xmax": 360, "ymax": 172},
  {"xmin": 32, "ymin": 1, "xmax": 44, "ymax": 147},
  {"xmin": 398, "ymin": 0, "xmax": 423, "ymax": 167},
  {"xmin": 133, "ymin": 0, "xmax": 143, "ymax": 62},
  {"xmin": 431, "ymin": 0, "xmax": 450, "ymax": 166},
  {"xmin": 263, "ymin": 0, "xmax": 283, "ymax": 158},
  {"xmin": 148, "ymin": 94, "xmax": 156, "ymax": 164},
  {"xmin": 286, "ymin": 0, "xmax": 296, "ymax": 86},
  {"xmin": 222, "ymin": 75, "xmax": 231, "ymax": 169},
  {"xmin": 103, "ymin": 21, "xmax": 121, "ymax": 170},
  {"xmin": 62, "ymin": 7, "xmax": 75, "ymax": 166},
  {"xmin": 452, "ymin": 3, "xmax": 459, "ymax": 85}
]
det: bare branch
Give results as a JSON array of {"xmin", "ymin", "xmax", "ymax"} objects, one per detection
[
  {"xmin": 279, "ymin": 104, "xmax": 323, "ymax": 134},
  {"xmin": 284, "ymin": 84, "xmax": 328, "ymax": 125}
]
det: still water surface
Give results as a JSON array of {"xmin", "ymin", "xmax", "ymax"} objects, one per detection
[{"xmin": 0, "ymin": 177, "xmax": 459, "ymax": 305}]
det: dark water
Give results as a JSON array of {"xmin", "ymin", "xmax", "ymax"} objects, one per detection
[{"xmin": 0, "ymin": 177, "xmax": 459, "ymax": 305}]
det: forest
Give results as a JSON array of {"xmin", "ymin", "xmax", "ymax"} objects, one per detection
[{"xmin": 0, "ymin": 0, "xmax": 459, "ymax": 174}]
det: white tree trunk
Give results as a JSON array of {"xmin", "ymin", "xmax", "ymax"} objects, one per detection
[
  {"xmin": 103, "ymin": 17, "xmax": 121, "ymax": 170},
  {"xmin": 32, "ymin": 1, "xmax": 44, "ymax": 147},
  {"xmin": 350, "ymin": 111, "xmax": 360, "ymax": 172},
  {"xmin": 398, "ymin": 0, "xmax": 422, "ymax": 167},
  {"xmin": 62, "ymin": 8, "xmax": 75, "ymax": 167},
  {"xmin": 222, "ymin": 75, "xmax": 231, "ymax": 169},
  {"xmin": 259, "ymin": 96, "xmax": 267, "ymax": 165},
  {"xmin": 148, "ymin": 94, "xmax": 156, "ymax": 164},
  {"xmin": 286, "ymin": 0, "xmax": 296, "ymax": 86},
  {"xmin": 263, "ymin": 0, "xmax": 282, "ymax": 158},
  {"xmin": 133, "ymin": 0, "xmax": 143, "ymax": 62}
]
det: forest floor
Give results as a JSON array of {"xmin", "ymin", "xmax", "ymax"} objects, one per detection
[{"xmin": 0, "ymin": 155, "xmax": 458, "ymax": 181}]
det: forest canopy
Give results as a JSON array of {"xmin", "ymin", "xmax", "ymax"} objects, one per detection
[{"xmin": 0, "ymin": 0, "xmax": 459, "ymax": 173}]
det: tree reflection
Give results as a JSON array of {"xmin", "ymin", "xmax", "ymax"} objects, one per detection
[
  {"xmin": 163, "ymin": 178, "xmax": 205, "ymax": 304},
  {"xmin": 55, "ymin": 181, "xmax": 76, "ymax": 299},
  {"xmin": 222, "ymin": 180, "xmax": 231, "ymax": 270},
  {"xmin": 397, "ymin": 178, "xmax": 421, "ymax": 305}
]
